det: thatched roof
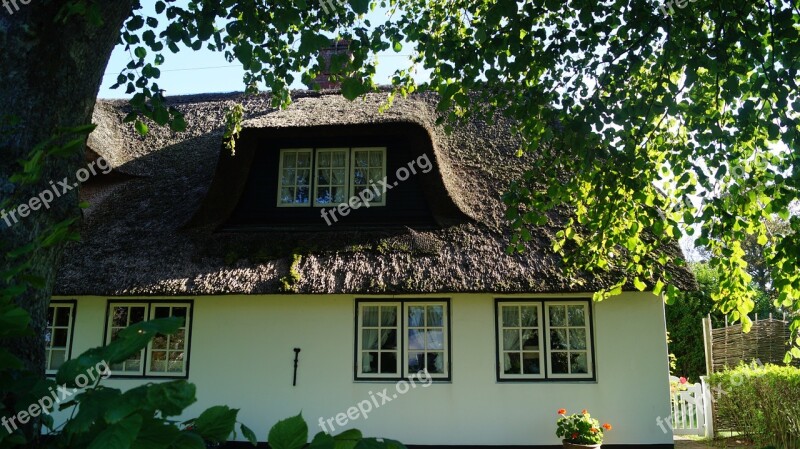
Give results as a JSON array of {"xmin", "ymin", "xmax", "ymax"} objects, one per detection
[{"xmin": 53, "ymin": 90, "xmax": 695, "ymax": 296}]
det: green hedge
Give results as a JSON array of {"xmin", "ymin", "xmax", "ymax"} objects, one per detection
[{"xmin": 709, "ymin": 363, "xmax": 800, "ymax": 448}]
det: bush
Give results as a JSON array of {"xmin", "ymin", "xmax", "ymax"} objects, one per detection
[{"xmin": 709, "ymin": 363, "xmax": 800, "ymax": 449}]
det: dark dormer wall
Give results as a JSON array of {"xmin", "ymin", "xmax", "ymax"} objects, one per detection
[{"xmin": 222, "ymin": 123, "xmax": 440, "ymax": 230}]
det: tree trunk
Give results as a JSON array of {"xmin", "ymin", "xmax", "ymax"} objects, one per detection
[{"xmin": 0, "ymin": 0, "xmax": 134, "ymax": 440}]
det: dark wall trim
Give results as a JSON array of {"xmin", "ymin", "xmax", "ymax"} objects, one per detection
[
  {"xmin": 494, "ymin": 298, "xmax": 597, "ymax": 382},
  {"xmin": 102, "ymin": 299, "xmax": 195, "ymax": 380}
]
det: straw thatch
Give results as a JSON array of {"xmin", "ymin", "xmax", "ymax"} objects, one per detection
[{"xmin": 53, "ymin": 90, "xmax": 695, "ymax": 296}]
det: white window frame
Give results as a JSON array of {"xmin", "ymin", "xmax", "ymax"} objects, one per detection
[
  {"xmin": 356, "ymin": 302, "xmax": 401, "ymax": 379},
  {"xmin": 276, "ymin": 147, "xmax": 388, "ymax": 208},
  {"xmin": 544, "ymin": 302, "xmax": 593, "ymax": 379},
  {"xmin": 105, "ymin": 301, "xmax": 192, "ymax": 377},
  {"xmin": 495, "ymin": 300, "xmax": 594, "ymax": 381},
  {"xmin": 313, "ymin": 148, "xmax": 350, "ymax": 207},
  {"xmin": 403, "ymin": 302, "xmax": 449, "ymax": 379},
  {"xmin": 497, "ymin": 302, "xmax": 545, "ymax": 380},
  {"xmin": 145, "ymin": 303, "xmax": 192, "ymax": 377},
  {"xmin": 349, "ymin": 147, "xmax": 387, "ymax": 207},
  {"xmin": 355, "ymin": 299, "xmax": 450, "ymax": 381},
  {"xmin": 46, "ymin": 302, "xmax": 76, "ymax": 375},
  {"xmin": 277, "ymin": 148, "xmax": 313, "ymax": 207},
  {"xmin": 106, "ymin": 303, "xmax": 149, "ymax": 376}
]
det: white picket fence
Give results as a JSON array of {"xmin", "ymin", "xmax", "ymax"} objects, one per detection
[{"xmin": 669, "ymin": 376, "xmax": 713, "ymax": 438}]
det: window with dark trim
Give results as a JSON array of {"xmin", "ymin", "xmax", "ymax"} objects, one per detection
[
  {"xmin": 355, "ymin": 299, "xmax": 450, "ymax": 381},
  {"xmin": 104, "ymin": 301, "xmax": 193, "ymax": 378},
  {"xmin": 278, "ymin": 147, "xmax": 387, "ymax": 207},
  {"xmin": 496, "ymin": 299, "xmax": 595, "ymax": 381},
  {"xmin": 46, "ymin": 301, "xmax": 76, "ymax": 374}
]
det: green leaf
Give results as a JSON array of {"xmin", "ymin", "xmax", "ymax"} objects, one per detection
[
  {"xmin": 333, "ymin": 429, "xmax": 362, "ymax": 449},
  {"xmin": 633, "ymin": 277, "xmax": 646, "ymax": 291},
  {"xmin": 194, "ymin": 405, "xmax": 238, "ymax": 443},
  {"xmin": 350, "ymin": 0, "xmax": 370, "ymax": 14},
  {"xmin": 87, "ymin": 412, "xmax": 143, "ymax": 449},
  {"xmin": 134, "ymin": 120, "xmax": 149, "ymax": 136},
  {"xmin": 341, "ymin": 78, "xmax": 371, "ymax": 101},
  {"xmin": 0, "ymin": 348, "xmax": 24, "ymax": 370},
  {"xmin": 308, "ymin": 431, "xmax": 334, "ymax": 449},
  {"xmin": 241, "ymin": 423, "xmax": 258, "ymax": 446},
  {"xmin": 268, "ymin": 413, "xmax": 308, "ymax": 449}
]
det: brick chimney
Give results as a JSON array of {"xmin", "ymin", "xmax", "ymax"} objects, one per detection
[{"xmin": 314, "ymin": 39, "xmax": 351, "ymax": 89}]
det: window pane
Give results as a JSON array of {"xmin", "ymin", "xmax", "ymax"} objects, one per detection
[
  {"xmin": 426, "ymin": 330, "xmax": 444, "ymax": 350},
  {"xmin": 380, "ymin": 307, "xmax": 396, "ymax": 326},
  {"xmin": 380, "ymin": 352, "xmax": 397, "ymax": 374},
  {"xmin": 152, "ymin": 334, "xmax": 168, "ymax": 350},
  {"xmin": 168, "ymin": 352, "xmax": 184, "ymax": 372},
  {"xmin": 112, "ymin": 307, "xmax": 128, "ymax": 326},
  {"xmin": 362, "ymin": 306, "xmax": 378, "ymax": 326},
  {"xmin": 297, "ymin": 152, "xmax": 311, "ymax": 167},
  {"xmin": 47, "ymin": 307, "xmax": 55, "ymax": 326},
  {"xmin": 427, "ymin": 352, "xmax": 445, "ymax": 374},
  {"xmin": 502, "ymin": 306, "xmax": 519, "ymax": 327},
  {"xmin": 551, "ymin": 352, "xmax": 569, "ymax": 374},
  {"xmin": 172, "ymin": 307, "xmax": 187, "ymax": 318},
  {"xmin": 568, "ymin": 305, "xmax": 586, "ymax": 326},
  {"xmin": 282, "ymin": 169, "xmax": 295, "ymax": 185},
  {"xmin": 569, "ymin": 328, "xmax": 587, "ymax": 350},
  {"xmin": 153, "ymin": 306, "xmax": 170, "ymax": 319},
  {"xmin": 503, "ymin": 329, "xmax": 520, "ymax": 350},
  {"xmin": 171, "ymin": 329, "xmax": 186, "ymax": 350},
  {"xmin": 380, "ymin": 329, "xmax": 397, "ymax": 350},
  {"xmin": 521, "ymin": 306, "xmax": 537, "ymax": 327},
  {"xmin": 369, "ymin": 168, "xmax": 383, "ymax": 183},
  {"xmin": 362, "ymin": 352, "xmax": 378, "ymax": 373},
  {"xmin": 55, "ymin": 307, "xmax": 71, "ymax": 326},
  {"xmin": 521, "ymin": 329, "xmax": 539, "ymax": 350},
  {"xmin": 151, "ymin": 351, "xmax": 167, "ymax": 372},
  {"xmin": 571, "ymin": 352, "xmax": 588, "ymax": 374},
  {"xmin": 549, "ymin": 306, "xmax": 566, "ymax": 326},
  {"xmin": 283, "ymin": 152, "xmax": 296, "ymax": 168},
  {"xmin": 522, "ymin": 352, "xmax": 540, "ymax": 374},
  {"xmin": 319, "ymin": 152, "xmax": 330, "ymax": 166},
  {"xmin": 504, "ymin": 352, "xmax": 520, "ymax": 374},
  {"xmin": 408, "ymin": 306, "xmax": 424, "ymax": 327},
  {"xmin": 296, "ymin": 187, "xmax": 309, "ymax": 203},
  {"xmin": 332, "ymin": 169, "xmax": 345, "ymax": 184},
  {"xmin": 408, "ymin": 352, "xmax": 423, "ymax": 372},
  {"xmin": 354, "ymin": 151, "xmax": 368, "ymax": 167},
  {"xmin": 50, "ymin": 350, "xmax": 66, "ymax": 370},
  {"xmin": 362, "ymin": 329, "xmax": 379, "ymax": 350},
  {"xmin": 550, "ymin": 329, "xmax": 567, "ymax": 350},
  {"xmin": 369, "ymin": 151, "xmax": 382, "ymax": 167},
  {"xmin": 53, "ymin": 329, "xmax": 68, "ymax": 347},
  {"xmin": 297, "ymin": 169, "xmax": 310, "ymax": 187},
  {"xmin": 408, "ymin": 329, "xmax": 424, "ymax": 350},
  {"xmin": 426, "ymin": 306, "xmax": 443, "ymax": 326},
  {"xmin": 332, "ymin": 151, "xmax": 346, "ymax": 166},
  {"xmin": 130, "ymin": 307, "xmax": 145, "ymax": 323}
]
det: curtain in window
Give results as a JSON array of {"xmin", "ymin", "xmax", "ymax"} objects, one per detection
[{"xmin": 503, "ymin": 329, "xmax": 520, "ymax": 351}]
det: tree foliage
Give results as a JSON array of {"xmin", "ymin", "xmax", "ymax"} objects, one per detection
[{"xmin": 104, "ymin": 0, "xmax": 800, "ymax": 355}]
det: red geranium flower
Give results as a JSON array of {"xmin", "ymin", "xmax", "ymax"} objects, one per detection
[
  {"xmin": 557, "ymin": 408, "xmax": 567, "ymax": 415},
  {"xmin": 603, "ymin": 423, "xmax": 613, "ymax": 430}
]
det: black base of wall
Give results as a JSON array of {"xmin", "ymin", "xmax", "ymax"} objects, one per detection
[{"xmin": 219, "ymin": 443, "xmax": 674, "ymax": 449}]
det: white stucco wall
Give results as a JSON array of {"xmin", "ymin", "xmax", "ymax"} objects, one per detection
[{"xmin": 49, "ymin": 292, "xmax": 672, "ymax": 446}]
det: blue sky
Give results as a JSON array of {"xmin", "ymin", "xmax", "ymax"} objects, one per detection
[{"xmin": 98, "ymin": 2, "xmax": 425, "ymax": 99}]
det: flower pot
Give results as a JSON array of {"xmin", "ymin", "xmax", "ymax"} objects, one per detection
[{"xmin": 562, "ymin": 442, "xmax": 601, "ymax": 449}]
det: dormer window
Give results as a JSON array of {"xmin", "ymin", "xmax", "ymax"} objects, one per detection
[{"xmin": 277, "ymin": 147, "xmax": 387, "ymax": 207}]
